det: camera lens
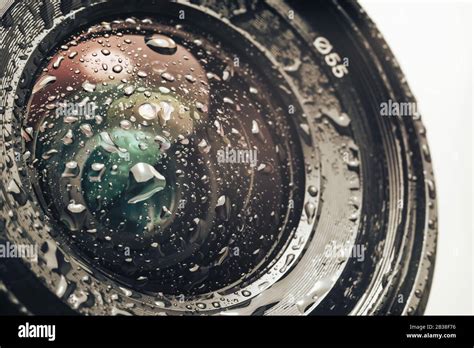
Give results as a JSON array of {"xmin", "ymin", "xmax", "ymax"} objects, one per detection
[
  {"xmin": 0, "ymin": 0, "xmax": 437, "ymax": 316},
  {"xmin": 27, "ymin": 18, "xmax": 303, "ymax": 297}
]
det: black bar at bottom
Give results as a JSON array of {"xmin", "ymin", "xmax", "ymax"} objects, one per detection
[{"xmin": 0, "ymin": 315, "xmax": 472, "ymax": 346}]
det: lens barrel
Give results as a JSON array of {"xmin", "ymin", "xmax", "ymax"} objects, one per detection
[{"xmin": 0, "ymin": 0, "xmax": 437, "ymax": 315}]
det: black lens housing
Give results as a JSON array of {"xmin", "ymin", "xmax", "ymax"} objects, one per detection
[{"xmin": 0, "ymin": 0, "xmax": 437, "ymax": 315}]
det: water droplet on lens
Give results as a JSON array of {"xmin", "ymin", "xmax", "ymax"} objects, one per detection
[
  {"xmin": 62, "ymin": 161, "xmax": 79, "ymax": 178},
  {"xmin": 321, "ymin": 108, "xmax": 351, "ymax": 127},
  {"xmin": 68, "ymin": 202, "xmax": 86, "ymax": 214},
  {"xmin": 296, "ymin": 277, "xmax": 333, "ymax": 314},
  {"xmin": 161, "ymin": 206, "xmax": 172, "ymax": 219},
  {"xmin": 242, "ymin": 290, "xmax": 251, "ymax": 297},
  {"xmin": 308, "ymin": 185, "xmax": 318, "ymax": 197},
  {"xmin": 154, "ymin": 135, "xmax": 171, "ymax": 152},
  {"xmin": 196, "ymin": 102, "xmax": 207, "ymax": 113},
  {"xmin": 42, "ymin": 149, "xmax": 58, "ymax": 160},
  {"xmin": 138, "ymin": 103, "xmax": 158, "ymax": 121},
  {"xmin": 252, "ymin": 120, "xmax": 260, "ymax": 134},
  {"xmin": 80, "ymin": 123, "xmax": 94, "ymax": 138},
  {"xmin": 158, "ymin": 101, "xmax": 174, "ymax": 125},
  {"xmin": 304, "ymin": 202, "xmax": 316, "ymax": 224},
  {"xmin": 56, "ymin": 275, "xmax": 68, "ymax": 298},
  {"xmin": 82, "ymin": 81, "xmax": 96, "ymax": 93},
  {"xmin": 185, "ymin": 74, "xmax": 196, "ymax": 83},
  {"xmin": 198, "ymin": 139, "xmax": 210, "ymax": 154},
  {"xmin": 127, "ymin": 163, "xmax": 167, "ymax": 204},
  {"xmin": 112, "ymin": 65, "xmax": 123, "ymax": 73},
  {"xmin": 91, "ymin": 163, "xmax": 104, "ymax": 171},
  {"xmin": 161, "ymin": 72, "xmax": 175, "ymax": 82},
  {"xmin": 64, "ymin": 116, "xmax": 79, "ymax": 124},
  {"xmin": 62, "ymin": 129, "xmax": 74, "ymax": 145},
  {"xmin": 6, "ymin": 179, "xmax": 21, "ymax": 194},
  {"xmin": 53, "ymin": 56, "xmax": 64, "ymax": 69},
  {"xmin": 279, "ymin": 254, "xmax": 295, "ymax": 273},
  {"xmin": 145, "ymin": 34, "xmax": 178, "ymax": 55},
  {"xmin": 300, "ymin": 123, "xmax": 310, "ymax": 136},
  {"xmin": 216, "ymin": 195, "xmax": 231, "ymax": 221},
  {"xmin": 33, "ymin": 75, "xmax": 56, "ymax": 94},
  {"xmin": 100, "ymin": 131, "xmax": 128, "ymax": 158},
  {"xmin": 120, "ymin": 120, "xmax": 132, "ymax": 130},
  {"xmin": 124, "ymin": 85, "xmax": 135, "ymax": 96},
  {"xmin": 249, "ymin": 87, "xmax": 258, "ymax": 94},
  {"xmin": 158, "ymin": 86, "xmax": 170, "ymax": 94}
]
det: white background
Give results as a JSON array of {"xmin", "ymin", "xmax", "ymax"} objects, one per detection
[{"xmin": 360, "ymin": 0, "xmax": 473, "ymax": 314}]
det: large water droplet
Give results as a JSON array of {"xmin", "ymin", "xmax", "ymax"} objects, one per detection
[
  {"xmin": 62, "ymin": 129, "xmax": 74, "ymax": 145},
  {"xmin": 68, "ymin": 202, "xmax": 87, "ymax": 214},
  {"xmin": 138, "ymin": 103, "xmax": 159, "ymax": 121},
  {"xmin": 158, "ymin": 101, "xmax": 174, "ymax": 125},
  {"xmin": 321, "ymin": 108, "xmax": 351, "ymax": 127},
  {"xmin": 80, "ymin": 123, "xmax": 94, "ymax": 138},
  {"xmin": 127, "ymin": 163, "xmax": 166, "ymax": 204},
  {"xmin": 32, "ymin": 75, "xmax": 56, "ymax": 94},
  {"xmin": 154, "ymin": 135, "xmax": 171, "ymax": 152},
  {"xmin": 161, "ymin": 72, "xmax": 175, "ymax": 82},
  {"xmin": 145, "ymin": 34, "xmax": 177, "ymax": 55},
  {"xmin": 112, "ymin": 65, "xmax": 123, "ymax": 73},
  {"xmin": 62, "ymin": 161, "xmax": 79, "ymax": 178},
  {"xmin": 82, "ymin": 81, "xmax": 96, "ymax": 93},
  {"xmin": 99, "ymin": 131, "xmax": 128, "ymax": 158},
  {"xmin": 296, "ymin": 277, "xmax": 334, "ymax": 314},
  {"xmin": 304, "ymin": 202, "xmax": 316, "ymax": 224},
  {"xmin": 53, "ymin": 56, "xmax": 64, "ymax": 69}
]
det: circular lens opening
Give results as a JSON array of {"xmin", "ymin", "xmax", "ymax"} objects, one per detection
[{"xmin": 25, "ymin": 17, "xmax": 305, "ymax": 296}]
